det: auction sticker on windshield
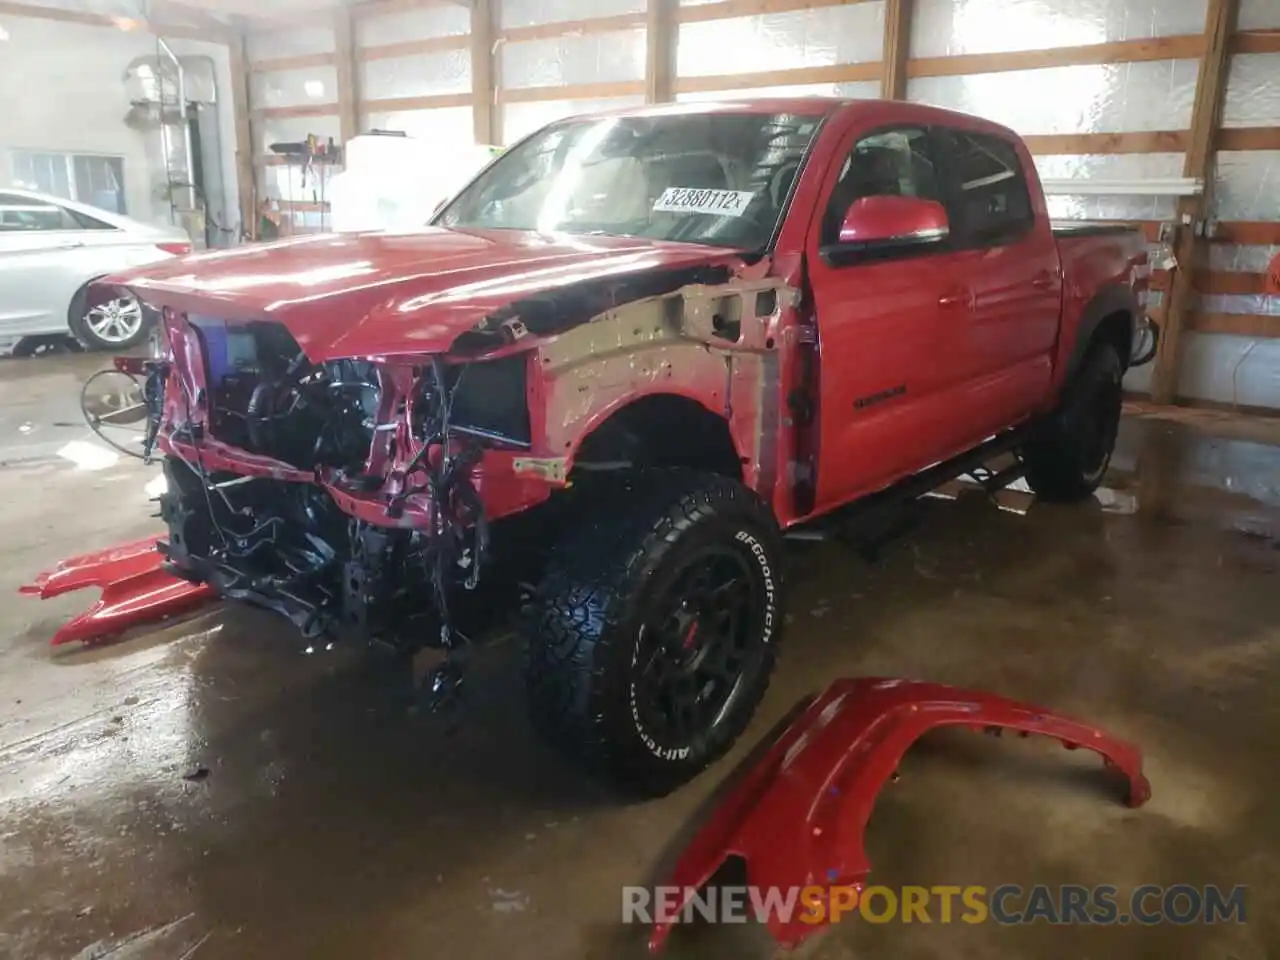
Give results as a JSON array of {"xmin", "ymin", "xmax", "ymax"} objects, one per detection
[{"xmin": 653, "ymin": 187, "xmax": 756, "ymax": 217}]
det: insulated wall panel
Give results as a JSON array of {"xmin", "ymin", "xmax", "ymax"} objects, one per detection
[
  {"xmin": 363, "ymin": 107, "xmax": 475, "ymax": 143},
  {"xmin": 1176, "ymin": 334, "xmax": 1280, "ymax": 409},
  {"xmin": 1210, "ymin": 244, "xmax": 1280, "ymax": 273},
  {"xmin": 907, "ymin": 60, "xmax": 1197, "ymax": 136},
  {"xmin": 500, "ymin": 30, "xmax": 646, "ymax": 89},
  {"xmin": 677, "ymin": 3, "xmax": 885, "ymax": 78},
  {"xmin": 1036, "ymin": 153, "xmax": 1183, "ymax": 221},
  {"xmin": 1239, "ymin": 0, "xmax": 1280, "ymax": 30},
  {"xmin": 910, "ymin": 0, "xmax": 1208, "ymax": 58},
  {"xmin": 501, "ymin": 0, "xmax": 643, "ymax": 29},
  {"xmin": 502, "ymin": 96, "xmax": 646, "ymax": 143},
  {"xmin": 1213, "ymin": 152, "xmax": 1280, "ymax": 222},
  {"xmin": 248, "ymin": 27, "xmax": 335, "ymax": 61},
  {"xmin": 1222, "ymin": 54, "xmax": 1280, "ymax": 128},
  {"xmin": 251, "ymin": 66, "xmax": 341, "ymax": 111},
  {"xmin": 677, "ymin": 81, "xmax": 881, "ymax": 101},
  {"xmin": 361, "ymin": 50, "xmax": 471, "ymax": 100},
  {"xmin": 357, "ymin": 6, "xmax": 470, "ymax": 47}
]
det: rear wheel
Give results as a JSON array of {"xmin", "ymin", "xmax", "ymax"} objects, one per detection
[
  {"xmin": 523, "ymin": 470, "xmax": 785, "ymax": 796},
  {"xmin": 1022, "ymin": 342, "xmax": 1124, "ymax": 501}
]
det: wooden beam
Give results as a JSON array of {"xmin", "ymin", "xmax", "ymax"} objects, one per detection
[
  {"xmin": 250, "ymin": 52, "xmax": 337, "ymax": 73},
  {"xmin": 1210, "ymin": 221, "xmax": 1280, "ymax": 245},
  {"xmin": 880, "ymin": 0, "xmax": 912, "ymax": 100},
  {"xmin": 361, "ymin": 35, "xmax": 469, "ymax": 61},
  {"xmin": 1191, "ymin": 313, "xmax": 1280, "ymax": 338},
  {"xmin": 0, "ymin": 0, "xmax": 232, "ymax": 42},
  {"xmin": 253, "ymin": 103, "xmax": 342, "ymax": 120},
  {"xmin": 498, "ymin": 12, "xmax": 645, "ymax": 42},
  {"xmin": 365, "ymin": 93, "xmax": 474, "ymax": 112},
  {"xmin": 908, "ymin": 34, "xmax": 1206, "ymax": 79},
  {"xmin": 471, "ymin": 0, "xmax": 497, "ymax": 144},
  {"xmin": 1150, "ymin": 0, "xmax": 1240, "ymax": 405},
  {"xmin": 1231, "ymin": 29, "xmax": 1280, "ymax": 53},
  {"xmin": 645, "ymin": 0, "xmax": 676, "ymax": 103},
  {"xmin": 1150, "ymin": 268, "xmax": 1271, "ymax": 294},
  {"xmin": 678, "ymin": 0, "xmax": 878, "ymax": 24},
  {"xmin": 229, "ymin": 32, "xmax": 258, "ymax": 241},
  {"xmin": 674, "ymin": 61, "xmax": 880, "ymax": 94},
  {"xmin": 498, "ymin": 80, "xmax": 647, "ymax": 103},
  {"xmin": 1021, "ymin": 130, "xmax": 1190, "ymax": 155},
  {"xmin": 333, "ymin": 5, "xmax": 360, "ymax": 143},
  {"xmin": 1218, "ymin": 127, "xmax": 1280, "ymax": 151}
]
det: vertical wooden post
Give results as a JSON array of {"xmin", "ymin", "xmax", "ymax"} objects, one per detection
[
  {"xmin": 645, "ymin": 0, "xmax": 675, "ymax": 103},
  {"xmin": 881, "ymin": 0, "xmax": 912, "ymax": 100},
  {"xmin": 1149, "ymin": 0, "xmax": 1239, "ymax": 404},
  {"xmin": 471, "ymin": 0, "xmax": 498, "ymax": 145},
  {"xmin": 228, "ymin": 31, "xmax": 257, "ymax": 241},
  {"xmin": 334, "ymin": 6, "xmax": 360, "ymax": 145}
]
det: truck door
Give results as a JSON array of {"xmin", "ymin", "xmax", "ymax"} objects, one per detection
[
  {"xmin": 931, "ymin": 128, "xmax": 1061, "ymax": 440},
  {"xmin": 805, "ymin": 125, "xmax": 977, "ymax": 513}
]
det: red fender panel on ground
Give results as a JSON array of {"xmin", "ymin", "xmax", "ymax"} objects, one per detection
[
  {"xmin": 649, "ymin": 677, "xmax": 1151, "ymax": 953},
  {"xmin": 20, "ymin": 536, "xmax": 216, "ymax": 646}
]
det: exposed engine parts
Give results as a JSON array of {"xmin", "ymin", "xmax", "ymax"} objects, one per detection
[{"xmin": 147, "ymin": 318, "xmax": 514, "ymax": 711}]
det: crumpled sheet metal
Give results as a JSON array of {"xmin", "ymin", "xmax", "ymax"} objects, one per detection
[
  {"xmin": 501, "ymin": 30, "xmax": 646, "ymax": 90},
  {"xmin": 361, "ymin": 49, "xmax": 471, "ymax": 101},
  {"xmin": 677, "ymin": 2, "xmax": 885, "ymax": 79},
  {"xmin": 909, "ymin": 0, "xmax": 1208, "ymax": 58},
  {"xmin": 20, "ymin": 537, "xmax": 216, "ymax": 647},
  {"xmin": 502, "ymin": 96, "xmax": 645, "ymax": 145},
  {"xmin": 649, "ymin": 677, "xmax": 1151, "ymax": 954},
  {"xmin": 250, "ymin": 65, "xmax": 341, "ymax": 111},
  {"xmin": 908, "ymin": 60, "xmax": 1196, "ymax": 137}
]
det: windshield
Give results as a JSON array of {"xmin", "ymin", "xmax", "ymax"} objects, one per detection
[{"xmin": 435, "ymin": 111, "xmax": 824, "ymax": 249}]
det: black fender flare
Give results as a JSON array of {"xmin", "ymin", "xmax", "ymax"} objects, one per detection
[{"xmin": 1064, "ymin": 281, "xmax": 1141, "ymax": 383}]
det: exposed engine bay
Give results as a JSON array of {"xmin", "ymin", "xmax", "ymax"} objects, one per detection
[{"xmin": 142, "ymin": 316, "xmax": 542, "ymax": 704}]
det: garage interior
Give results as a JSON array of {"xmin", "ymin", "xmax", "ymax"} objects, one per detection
[{"xmin": 2, "ymin": 0, "xmax": 1279, "ymax": 957}]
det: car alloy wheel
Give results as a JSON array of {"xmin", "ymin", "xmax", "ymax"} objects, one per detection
[{"xmin": 84, "ymin": 297, "xmax": 144, "ymax": 345}]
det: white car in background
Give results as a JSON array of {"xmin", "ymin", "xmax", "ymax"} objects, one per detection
[{"xmin": 0, "ymin": 187, "xmax": 192, "ymax": 351}]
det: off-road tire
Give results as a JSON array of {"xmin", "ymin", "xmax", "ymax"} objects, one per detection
[
  {"xmin": 524, "ymin": 470, "xmax": 785, "ymax": 797},
  {"xmin": 1022, "ymin": 342, "xmax": 1124, "ymax": 502}
]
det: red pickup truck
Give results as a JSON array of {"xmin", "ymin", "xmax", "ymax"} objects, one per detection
[{"xmin": 52, "ymin": 99, "xmax": 1155, "ymax": 794}]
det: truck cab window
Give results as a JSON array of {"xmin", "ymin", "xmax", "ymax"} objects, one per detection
[
  {"xmin": 940, "ymin": 130, "xmax": 1034, "ymax": 247},
  {"xmin": 821, "ymin": 128, "xmax": 941, "ymax": 245}
]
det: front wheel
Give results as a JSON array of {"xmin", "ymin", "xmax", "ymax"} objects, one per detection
[
  {"xmin": 1022, "ymin": 342, "xmax": 1124, "ymax": 502},
  {"xmin": 70, "ymin": 292, "xmax": 150, "ymax": 351},
  {"xmin": 523, "ymin": 470, "xmax": 785, "ymax": 796}
]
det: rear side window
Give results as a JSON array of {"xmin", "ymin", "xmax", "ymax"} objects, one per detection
[
  {"xmin": 938, "ymin": 130, "xmax": 1034, "ymax": 247},
  {"xmin": 0, "ymin": 193, "xmax": 90, "ymax": 232}
]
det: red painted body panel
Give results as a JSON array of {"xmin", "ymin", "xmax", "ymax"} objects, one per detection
[
  {"xmin": 115, "ymin": 229, "xmax": 744, "ymax": 361},
  {"xmin": 19, "ymin": 537, "xmax": 216, "ymax": 645},
  {"xmin": 648, "ymin": 677, "xmax": 1151, "ymax": 954}
]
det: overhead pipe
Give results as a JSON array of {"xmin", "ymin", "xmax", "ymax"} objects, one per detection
[{"xmin": 156, "ymin": 36, "xmax": 197, "ymax": 212}]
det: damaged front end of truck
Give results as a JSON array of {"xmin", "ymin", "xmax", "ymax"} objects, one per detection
[{"xmin": 52, "ymin": 230, "xmax": 797, "ymax": 708}]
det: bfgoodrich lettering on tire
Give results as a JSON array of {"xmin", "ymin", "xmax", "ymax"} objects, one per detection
[{"xmin": 523, "ymin": 469, "xmax": 785, "ymax": 796}]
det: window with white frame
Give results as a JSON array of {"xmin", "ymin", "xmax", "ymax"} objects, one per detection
[{"xmin": 10, "ymin": 152, "xmax": 127, "ymax": 214}]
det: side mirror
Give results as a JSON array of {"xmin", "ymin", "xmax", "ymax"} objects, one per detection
[{"xmin": 833, "ymin": 195, "xmax": 949, "ymax": 251}]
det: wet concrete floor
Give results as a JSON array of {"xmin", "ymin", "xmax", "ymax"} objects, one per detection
[{"xmin": 1, "ymin": 353, "xmax": 1278, "ymax": 959}]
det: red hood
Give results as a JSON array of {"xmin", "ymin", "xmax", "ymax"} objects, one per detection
[{"xmin": 115, "ymin": 228, "xmax": 745, "ymax": 360}]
